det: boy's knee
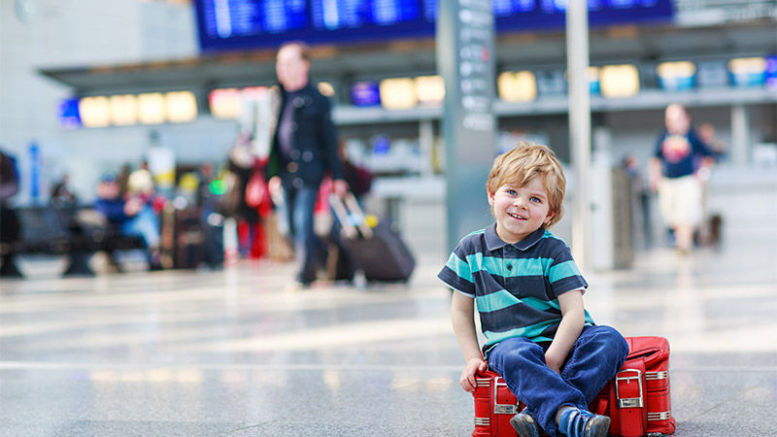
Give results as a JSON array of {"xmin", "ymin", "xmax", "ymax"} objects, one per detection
[
  {"xmin": 597, "ymin": 326, "xmax": 629, "ymax": 361},
  {"xmin": 584, "ymin": 326, "xmax": 628, "ymax": 356}
]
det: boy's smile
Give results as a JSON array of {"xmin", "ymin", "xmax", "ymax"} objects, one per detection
[{"xmin": 489, "ymin": 177, "xmax": 554, "ymax": 244}]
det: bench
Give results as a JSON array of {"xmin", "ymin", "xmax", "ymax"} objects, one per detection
[{"xmin": 0, "ymin": 205, "xmax": 145, "ymax": 278}]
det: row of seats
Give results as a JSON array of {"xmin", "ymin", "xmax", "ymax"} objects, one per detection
[{"xmin": 0, "ymin": 205, "xmax": 145, "ymax": 278}]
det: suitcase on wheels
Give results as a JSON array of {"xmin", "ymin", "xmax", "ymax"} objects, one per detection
[
  {"xmin": 471, "ymin": 336, "xmax": 675, "ymax": 437},
  {"xmin": 329, "ymin": 194, "xmax": 415, "ymax": 282}
]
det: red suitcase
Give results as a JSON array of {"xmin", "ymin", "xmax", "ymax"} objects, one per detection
[
  {"xmin": 472, "ymin": 371, "xmax": 524, "ymax": 437},
  {"xmin": 591, "ymin": 336, "xmax": 675, "ymax": 437},
  {"xmin": 471, "ymin": 336, "xmax": 675, "ymax": 437}
]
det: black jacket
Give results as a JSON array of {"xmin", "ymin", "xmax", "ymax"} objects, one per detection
[{"xmin": 267, "ymin": 83, "xmax": 343, "ymax": 189}]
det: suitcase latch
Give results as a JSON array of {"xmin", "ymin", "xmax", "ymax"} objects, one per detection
[
  {"xmin": 615, "ymin": 368, "xmax": 644, "ymax": 409},
  {"xmin": 493, "ymin": 377, "xmax": 519, "ymax": 414}
]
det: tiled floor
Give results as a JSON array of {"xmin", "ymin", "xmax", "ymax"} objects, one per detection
[{"xmin": 1, "ymin": 185, "xmax": 776, "ymax": 436}]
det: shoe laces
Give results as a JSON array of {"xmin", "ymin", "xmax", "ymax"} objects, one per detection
[{"xmin": 559, "ymin": 407, "xmax": 596, "ymax": 437}]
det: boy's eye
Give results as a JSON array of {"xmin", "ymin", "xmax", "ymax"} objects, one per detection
[
  {"xmin": 506, "ymin": 189, "xmax": 517, "ymax": 196},
  {"xmin": 530, "ymin": 196, "xmax": 542, "ymax": 203}
]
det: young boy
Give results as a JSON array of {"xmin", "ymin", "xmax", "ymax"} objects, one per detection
[{"xmin": 439, "ymin": 144, "xmax": 628, "ymax": 437}]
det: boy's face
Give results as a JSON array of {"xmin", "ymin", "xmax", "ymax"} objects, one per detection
[{"xmin": 488, "ymin": 177, "xmax": 554, "ymax": 244}]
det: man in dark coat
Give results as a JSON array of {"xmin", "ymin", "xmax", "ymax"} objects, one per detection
[{"xmin": 267, "ymin": 41, "xmax": 347, "ymax": 287}]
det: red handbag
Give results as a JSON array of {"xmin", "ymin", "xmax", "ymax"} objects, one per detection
[
  {"xmin": 471, "ymin": 336, "xmax": 675, "ymax": 437},
  {"xmin": 245, "ymin": 168, "xmax": 272, "ymax": 218}
]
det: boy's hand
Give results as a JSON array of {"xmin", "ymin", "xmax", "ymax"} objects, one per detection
[{"xmin": 459, "ymin": 358, "xmax": 488, "ymax": 392}]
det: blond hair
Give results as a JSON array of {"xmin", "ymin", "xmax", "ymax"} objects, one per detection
[{"xmin": 486, "ymin": 142, "xmax": 566, "ymax": 228}]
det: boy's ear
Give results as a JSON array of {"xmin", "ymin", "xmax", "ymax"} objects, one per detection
[
  {"xmin": 544, "ymin": 210, "xmax": 555, "ymax": 225},
  {"xmin": 487, "ymin": 191, "xmax": 495, "ymax": 206}
]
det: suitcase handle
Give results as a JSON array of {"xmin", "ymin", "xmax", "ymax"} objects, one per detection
[
  {"xmin": 328, "ymin": 193, "xmax": 373, "ymax": 239},
  {"xmin": 493, "ymin": 376, "xmax": 519, "ymax": 415}
]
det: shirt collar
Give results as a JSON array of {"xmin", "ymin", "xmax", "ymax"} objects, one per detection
[{"xmin": 485, "ymin": 223, "xmax": 546, "ymax": 252}]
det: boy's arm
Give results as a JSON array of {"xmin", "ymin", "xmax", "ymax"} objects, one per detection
[
  {"xmin": 451, "ymin": 292, "xmax": 487, "ymax": 392},
  {"xmin": 545, "ymin": 289, "xmax": 585, "ymax": 374}
]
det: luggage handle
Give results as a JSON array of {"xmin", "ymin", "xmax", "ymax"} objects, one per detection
[
  {"xmin": 328, "ymin": 193, "xmax": 373, "ymax": 239},
  {"xmin": 493, "ymin": 376, "xmax": 519, "ymax": 415},
  {"xmin": 343, "ymin": 193, "xmax": 373, "ymax": 239}
]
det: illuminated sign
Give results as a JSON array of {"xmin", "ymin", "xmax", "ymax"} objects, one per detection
[
  {"xmin": 194, "ymin": 0, "xmax": 674, "ymax": 52},
  {"xmin": 379, "ymin": 78, "xmax": 417, "ymax": 110},
  {"xmin": 166, "ymin": 91, "xmax": 198, "ymax": 123},
  {"xmin": 138, "ymin": 93, "xmax": 166, "ymax": 124},
  {"xmin": 209, "ymin": 88, "xmax": 241, "ymax": 119},
  {"xmin": 498, "ymin": 71, "xmax": 537, "ymax": 102},
  {"xmin": 109, "ymin": 94, "xmax": 138, "ymax": 126},
  {"xmin": 57, "ymin": 98, "xmax": 82, "ymax": 129},
  {"xmin": 79, "ymin": 96, "xmax": 111, "ymax": 128},
  {"xmin": 600, "ymin": 64, "xmax": 640, "ymax": 98},
  {"xmin": 63, "ymin": 91, "xmax": 200, "ymax": 128},
  {"xmin": 656, "ymin": 61, "xmax": 696, "ymax": 91},
  {"xmin": 729, "ymin": 57, "xmax": 767, "ymax": 87},
  {"xmin": 414, "ymin": 75, "xmax": 445, "ymax": 106},
  {"xmin": 351, "ymin": 81, "xmax": 380, "ymax": 106}
]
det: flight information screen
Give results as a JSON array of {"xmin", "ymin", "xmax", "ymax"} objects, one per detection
[{"xmin": 194, "ymin": 0, "xmax": 673, "ymax": 52}]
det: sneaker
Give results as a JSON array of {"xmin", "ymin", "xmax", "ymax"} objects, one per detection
[
  {"xmin": 558, "ymin": 407, "xmax": 610, "ymax": 437},
  {"xmin": 510, "ymin": 409, "xmax": 540, "ymax": 437}
]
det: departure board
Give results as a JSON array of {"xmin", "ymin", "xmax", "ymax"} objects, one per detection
[
  {"xmin": 194, "ymin": 0, "xmax": 673, "ymax": 52},
  {"xmin": 198, "ymin": 0, "xmax": 307, "ymax": 39}
]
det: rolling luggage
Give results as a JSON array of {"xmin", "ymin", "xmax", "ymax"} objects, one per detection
[
  {"xmin": 329, "ymin": 194, "xmax": 415, "ymax": 282},
  {"xmin": 160, "ymin": 206, "xmax": 205, "ymax": 269},
  {"xmin": 471, "ymin": 336, "xmax": 674, "ymax": 437}
]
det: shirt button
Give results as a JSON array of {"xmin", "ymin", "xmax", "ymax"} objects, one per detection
[{"xmin": 506, "ymin": 264, "xmax": 512, "ymax": 270}]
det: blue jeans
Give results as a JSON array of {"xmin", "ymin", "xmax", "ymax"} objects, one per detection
[
  {"xmin": 487, "ymin": 325, "xmax": 628, "ymax": 437},
  {"xmin": 281, "ymin": 185, "xmax": 320, "ymax": 284},
  {"xmin": 121, "ymin": 205, "xmax": 160, "ymax": 248}
]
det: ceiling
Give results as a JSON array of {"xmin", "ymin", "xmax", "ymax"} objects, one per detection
[{"xmin": 38, "ymin": 20, "xmax": 776, "ymax": 96}]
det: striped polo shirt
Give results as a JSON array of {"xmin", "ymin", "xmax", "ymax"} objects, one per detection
[{"xmin": 439, "ymin": 224, "xmax": 594, "ymax": 352}]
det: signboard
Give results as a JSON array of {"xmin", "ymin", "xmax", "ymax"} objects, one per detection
[
  {"xmin": 438, "ymin": 0, "xmax": 496, "ymax": 252},
  {"xmin": 193, "ymin": 0, "xmax": 674, "ymax": 52}
]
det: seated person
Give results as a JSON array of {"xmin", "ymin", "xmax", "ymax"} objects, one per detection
[
  {"xmin": 94, "ymin": 173, "xmax": 161, "ymax": 270},
  {"xmin": 1, "ymin": 149, "xmax": 23, "ymax": 277}
]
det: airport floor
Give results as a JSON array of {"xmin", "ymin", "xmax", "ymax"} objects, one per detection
[{"xmin": 2, "ymin": 195, "xmax": 776, "ymax": 436}]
